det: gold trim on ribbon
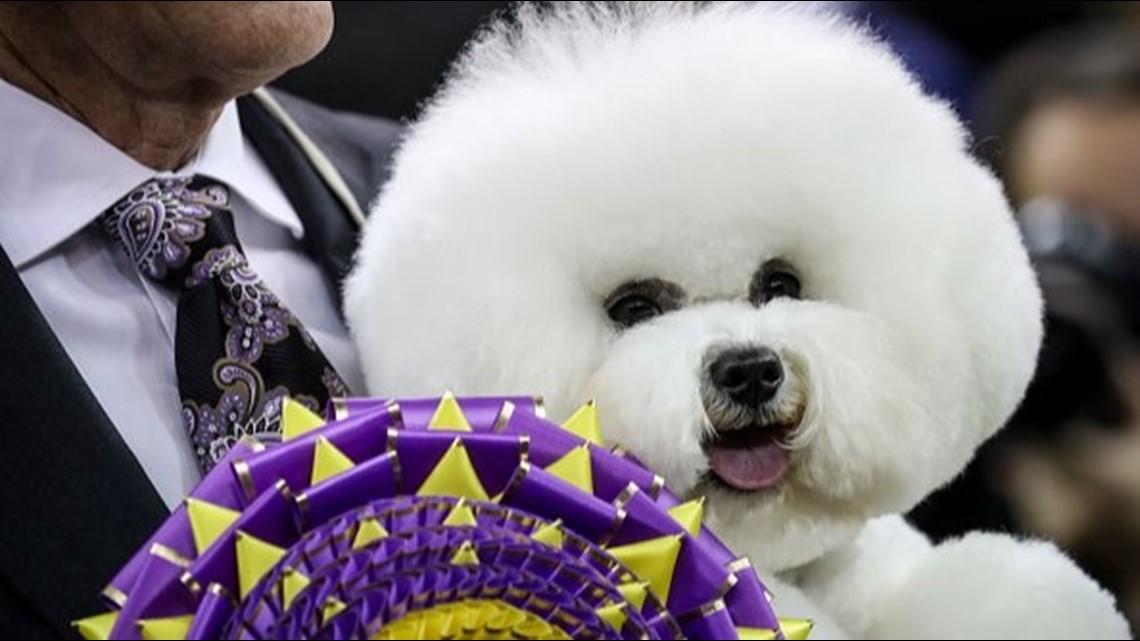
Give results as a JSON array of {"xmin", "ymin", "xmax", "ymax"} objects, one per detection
[
  {"xmin": 294, "ymin": 491, "xmax": 312, "ymax": 529},
  {"xmin": 498, "ymin": 461, "xmax": 531, "ymax": 504},
  {"xmin": 233, "ymin": 459, "xmax": 257, "ymax": 502},
  {"xmin": 234, "ymin": 435, "xmax": 267, "ymax": 454},
  {"xmin": 648, "ymin": 474, "xmax": 665, "ymax": 500},
  {"xmin": 492, "ymin": 401, "xmax": 516, "ymax": 433},
  {"xmin": 149, "ymin": 543, "xmax": 192, "ymax": 569},
  {"xmin": 677, "ymin": 598, "xmax": 727, "ymax": 624},
  {"xmin": 386, "ymin": 428, "xmax": 403, "ymax": 491},
  {"xmin": 208, "ymin": 582, "xmax": 237, "ymax": 606},
  {"xmin": 613, "ymin": 483, "xmax": 641, "ymax": 511},
  {"xmin": 274, "ymin": 478, "xmax": 293, "ymax": 500},
  {"xmin": 713, "ymin": 573, "xmax": 739, "ymax": 600},
  {"xmin": 101, "ymin": 585, "xmax": 128, "ymax": 609},
  {"xmin": 386, "ymin": 402, "xmax": 404, "ymax": 429},
  {"xmin": 726, "ymin": 557, "xmax": 753, "ymax": 574},
  {"xmin": 179, "ymin": 571, "xmax": 202, "ymax": 596},
  {"xmin": 332, "ymin": 398, "xmax": 349, "ymax": 421}
]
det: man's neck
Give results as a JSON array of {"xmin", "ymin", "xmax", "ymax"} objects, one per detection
[{"xmin": 0, "ymin": 5, "xmax": 226, "ymax": 171}]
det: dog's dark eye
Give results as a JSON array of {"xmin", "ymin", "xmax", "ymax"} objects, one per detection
[
  {"xmin": 605, "ymin": 279, "xmax": 686, "ymax": 330},
  {"xmin": 751, "ymin": 260, "xmax": 801, "ymax": 305},
  {"xmin": 608, "ymin": 295, "xmax": 660, "ymax": 327},
  {"xmin": 761, "ymin": 271, "xmax": 800, "ymax": 300}
]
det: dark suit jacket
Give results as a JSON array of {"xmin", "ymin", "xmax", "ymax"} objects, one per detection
[{"xmin": 0, "ymin": 89, "xmax": 401, "ymax": 638}]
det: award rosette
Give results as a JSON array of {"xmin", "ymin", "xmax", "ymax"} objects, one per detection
[{"xmin": 76, "ymin": 394, "xmax": 810, "ymax": 640}]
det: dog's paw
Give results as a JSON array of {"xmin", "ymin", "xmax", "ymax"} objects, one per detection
[{"xmin": 866, "ymin": 532, "xmax": 1129, "ymax": 640}]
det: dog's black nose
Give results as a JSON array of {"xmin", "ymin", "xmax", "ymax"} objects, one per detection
[{"xmin": 709, "ymin": 347, "xmax": 784, "ymax": 406}]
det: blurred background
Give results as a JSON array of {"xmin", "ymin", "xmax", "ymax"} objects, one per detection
[{"xmin": 277, "ymin": 1, "xmax": 1140, "ymax": 632}]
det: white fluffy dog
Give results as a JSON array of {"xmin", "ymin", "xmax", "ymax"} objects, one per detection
[{"xmin": 345, "ymin": 3, "xmax": 1129, "ymax": 638}]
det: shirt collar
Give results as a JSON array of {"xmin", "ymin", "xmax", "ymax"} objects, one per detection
[
  {"xmin": 184, "ymin": 100, "xmax": 305, "ymax": 241},
  {"xmin": 0, "ymin": 80, "xmax": 303, "ymax": 269}
]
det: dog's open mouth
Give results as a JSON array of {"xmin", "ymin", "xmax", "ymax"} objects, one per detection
[{"xmin": 702, "ymin": 422, "xmax": 796, "ymax": 492}]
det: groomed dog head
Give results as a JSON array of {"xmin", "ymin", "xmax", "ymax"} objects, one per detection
[{"xmin": 346, "ymin": 2, "xmax": 1043, "ymax": 571}]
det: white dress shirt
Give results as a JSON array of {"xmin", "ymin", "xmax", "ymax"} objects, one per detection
[{"xmin": 0, "ymin": 79, "xmax": 366, "ymax": 509}]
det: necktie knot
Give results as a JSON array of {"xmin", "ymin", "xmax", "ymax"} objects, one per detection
[{"xmin": 100, "ymin": 175, "xmax": 233, "ymax": 288}]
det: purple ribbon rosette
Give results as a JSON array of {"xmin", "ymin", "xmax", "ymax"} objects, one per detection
[{"xmin": 76, "ymin": 394, "xmax": 811, "ymax": 640}]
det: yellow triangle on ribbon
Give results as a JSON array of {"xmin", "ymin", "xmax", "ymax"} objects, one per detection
[
  {"xmin": 779, "ymin": 618, "xmax": 814, "ymax": 640},
  {"xmin": 236, "ymin": 531, "xmax": 286, "ymax": 598},
  {"xmin": 311, "ymin": 436, "xmax": 355, "ymax": 485},
  {"xmin": 667, "ymin": 497, "xmax": 705, "ymax": 537},
  {"xmin": 607, "ymin": 535, "xmax": 683, "ymax": 604},
  {"xmin": 138, "ymin": 615, "xmax": 194, "ymax": 641},
  {"xmin": 281, "ymin": 568, "xmax": 311, "ymax": 609},
  {"xmin": 416, "ymin": 439, "xmax": 490, "ymax": 501},
  {"xmin": 595, "ymin": 603, "xmax": 628, "ymax": 632},
  {"xmin": 450, "ymin": 540, "xmax": 481, "ymax": 566},
  {"xmin": 617, "ymin": 581, "xmax": 650, "ymax": 611},
  {"xmin": 561, "ymin": 401, "xmax": 604, "ymax": 445},
  {"xmin": 186, "ymin": 498, "xmax": 240, "ymax": 555},
  {"xmin": 442, "ymin": 500, "xmax": 478, "ymax": 527},
  {"xmin": 352, "ymin": 518, "xmax": 390, "ymax": 550},
  {"xmin": 737, "ymin": 627, "xmax": 778, "ymax": 640},
  {"xmin": 321, "ymin": 597, "xmax": 348, "ymax": 625},
  {"xmin": 428, "ymin": 391, "xmax": 472, "ymax": 432},
  {"xmin": 73, "ymin": 611, "xmax": 119, "ymax": 641},
  {"xmin": 544, "ymin": 445, "xmax": 593, "ymax": 493},
  {"xmin": 282, "ymin": 397, "xmax": 325, "ymax": 441},
  {"xmin": 531, "ymin": 520, "xmax": 565, "ymax": 548}
]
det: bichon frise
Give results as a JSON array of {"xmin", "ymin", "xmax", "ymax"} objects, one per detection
[{"xmin": 346, "ymin": 3, "xmax": 1128, "ymax": 638}]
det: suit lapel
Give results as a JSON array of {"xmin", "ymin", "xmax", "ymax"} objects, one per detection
[
  {"xmin": 237, "ymin": 93, "xmax": 361, "ymax": 310},
  {"xmin": 0, "ymin": 246, "xmax": 167, "ymax": 635}
]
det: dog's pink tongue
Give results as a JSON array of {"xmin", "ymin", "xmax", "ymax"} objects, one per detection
[{"xmin": 707, "ymin": 442, "xmax": 790, "ymax": 490}]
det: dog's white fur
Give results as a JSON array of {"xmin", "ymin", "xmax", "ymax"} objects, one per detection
[{"xmin": 345, "ymin": 3, "xmax": 1129, "ymax": 638}]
